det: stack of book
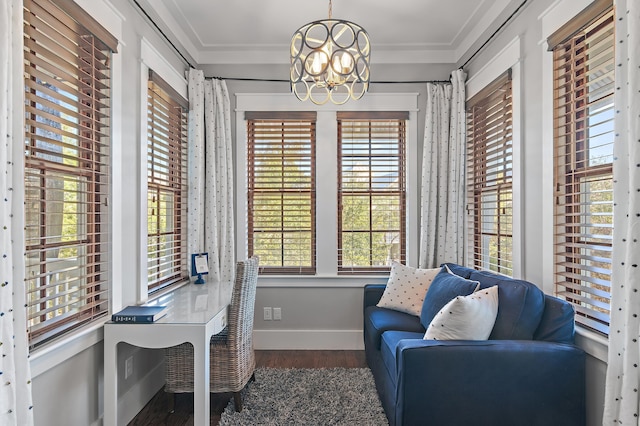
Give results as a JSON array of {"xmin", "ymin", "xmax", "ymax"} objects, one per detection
[{"xmin": 111, "ymin": 305, "xmax": 167, "ymax": 323}]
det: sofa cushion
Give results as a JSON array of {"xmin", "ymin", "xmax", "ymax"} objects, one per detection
[
  {"xmin": 364, "ymin": 306, "xmax": 424, "ymax": 350},
  {"xmin": 441, "ymin": 262, "xmax": 475, "ymax": 279},
  {"xmin": 533, "ymin": 295, "xmax": 575, "ymax": 344},
  {"xmin": 420, "ymin": 269, "xmax": 479, "ymax": 329},
  {"xmin": 424, "ymin": 285, "xmax": 499, "ymax": 340},
  {"xmin": 470, "ymin": 270, "xmax": 545, "ymax": 340},
  {"xmin": 377, "ymin": 262, "xmax": 441, "ymax": 316},
  {"xmin": 380, "ymin": 330, "xmax": 424, "ymax": 385}
]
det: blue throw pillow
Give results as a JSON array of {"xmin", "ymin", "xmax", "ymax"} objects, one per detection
[{"xmin": 420, "ymin": 268, "xmax": 480, "ymax": 329}]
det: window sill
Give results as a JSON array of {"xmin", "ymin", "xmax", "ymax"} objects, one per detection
[
  {"xmin": 257, "ymin": 274, "xmax": 389, "ymax": 288},
  {"xmin": 29, "ymin": 320, "xmax": 106, "ymax": 378},
  {"xmin": 574, "ymin": 326, "xmax": 608, "ymax": 363}
]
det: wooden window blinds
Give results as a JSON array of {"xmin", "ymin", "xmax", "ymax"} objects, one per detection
[
  {"xmin": 337, "ymin": 112, "xmax": 407, "ymax": 274},
  {"xmin": 551, "ymin": 3, "xmax": 614, "ymax": 334},
  {"xmin": 23, "ymin": 0, "xmax": 116, "ymax": 348},
  {"xmin": 147, "ymin": 70, "xmax": 189, "ymax": 291},
  {"xmin": 466, "ymin": 71, "xmax": 514, "ymax": 276},
  {"xmin": 246, "ymin": 112, "xmax": 317, "ymax": 275}
]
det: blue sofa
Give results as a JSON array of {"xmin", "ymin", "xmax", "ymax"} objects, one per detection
[{"xmin": 363, "ymin": 263, "xmax": 586, "ymax": 426}]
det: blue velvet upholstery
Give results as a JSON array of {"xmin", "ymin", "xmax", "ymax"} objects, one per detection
[
  {"xmin": 364, "ymin": 306, "xmax": 424, "ymax": 350},
  {"xmin": 380, "ymin": 330, "xmax": 424, "ymax": 385},
  {"xmin": 534, "ymin": 295, "xmax": 576, "ymax": 343},
  {"xmin": 363, "ymin": 264, "xmax": 586, "ymax": 426},
  {"xmin": 440, "ymin": 262, "xmax": 474, "ymax": 278},
  {"xmin": 419, "ymin": 269, "xmax": 479, "ymax": 329},
  {"xmin": 469, "ymin": 270, "xmax": 546, "ymax": 340}
]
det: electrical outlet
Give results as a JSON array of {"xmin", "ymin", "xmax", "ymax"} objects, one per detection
[
  {"xmin": 125, "ymin": 356, "xmax": 134, "ymax": 379},
  {"xmin": 273, "ymin": 307, "xmax": 282, "ymax": 320},
  {"xmin": 263, "ymin": 307, "xmax": 272, "ymax": 321}
]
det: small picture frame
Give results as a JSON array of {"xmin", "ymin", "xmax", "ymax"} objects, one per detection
[{"xmin": 191, "ymin": 253, "xmax": 209, "ymax": 284}]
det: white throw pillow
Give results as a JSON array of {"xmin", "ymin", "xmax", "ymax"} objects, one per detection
[
  {"xmin": 377, "ymin": 263, "xmax": 441, "ymax": 316},
  {"xmin": 423, "ymin": 285, "xmax": 499, "ymax": 340}
]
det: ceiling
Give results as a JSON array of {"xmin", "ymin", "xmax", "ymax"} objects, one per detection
[{"xmin": 139, "ymin": 0, "xmax": 520, "ymax": 65}]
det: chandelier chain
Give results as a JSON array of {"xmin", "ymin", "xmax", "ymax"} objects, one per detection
[{"xmin": 328, "ymin": 0, "xmax": 332, "ymax": 19}]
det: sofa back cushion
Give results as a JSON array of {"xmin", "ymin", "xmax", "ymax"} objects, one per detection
[
  {"xmin": 441, "ymin": 262, "xmax": 475, "ymax": 279},
  {"xmin": 469, "ymin": 270, "xmax": 545, "ymax": 340},
  {"xmin": 420, "ymin": 269, "xmax": 479, "ymax": 330},
  {"xmin": 533, "ymin": 295, "xmax": 576, "ymax": 343}
]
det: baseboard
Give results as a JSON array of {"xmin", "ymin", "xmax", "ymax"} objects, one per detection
[
  {"xmin": 118, "ymin": 361, "xmax": 165, "ymax": 425},
  {"xmin": 253, "ymin": 329, "xmax": 364, "ymax": 350}
]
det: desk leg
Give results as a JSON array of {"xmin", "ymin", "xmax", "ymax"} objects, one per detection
[
  {"xmin": 193, "ymin": 338, "xmax": 211, "ymax": 425},
  {"xmin": 104, "ymin": 332, "xmax": 117, "ymax": 426}
]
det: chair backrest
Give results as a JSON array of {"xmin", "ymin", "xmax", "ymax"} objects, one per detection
[{"xmin": 227, "ymin": 256, "xmax": 259, "ymax": 342}]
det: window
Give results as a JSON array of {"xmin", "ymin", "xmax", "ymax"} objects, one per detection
[
  {"xmin": 246, "ymin": 112, "xmax": 316, "ymax": 274},
  {"xmin": 466, "ymin": 71, "xmax": 514, "ymax": 276},
  {"xmin": 549, "ymin": 1, "xmax": 614, "ymax": 334},
  {"xmin": 23, "ymin": 0, "xmax": 117, "ymax": 348},
  {"xmin": 337, "ymin": 112, "xmax": 407, "ymax": 274},
  {"xmin": 146, "ymin": 70, "xmax": 188, "ymax": 291}
]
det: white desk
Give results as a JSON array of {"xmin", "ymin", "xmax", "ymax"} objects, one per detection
[{"xmin": 103, "ymin": 283, "xmax": 229, "ymax": 426}]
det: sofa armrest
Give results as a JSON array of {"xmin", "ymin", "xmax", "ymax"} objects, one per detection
[
  {"xmin": 363, "ymin": 284, "xmax": 386, "ymax": 311},
  {"xmin": 394, "ymin": 339, "xmax": 585, "ymax": 426}
]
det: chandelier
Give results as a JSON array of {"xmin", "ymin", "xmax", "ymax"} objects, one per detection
[{"xmin": 290, "ymin": 0, "xmax": 371, "ymax": 105}]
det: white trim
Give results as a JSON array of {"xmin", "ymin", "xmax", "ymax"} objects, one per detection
[
  {"xmin": 575, "ymin": 327, "xmax": 609, "ymax": 362},
  {"xmin": 406, "ymin": 109, "xmax": 420, "ymax": 267},
  {"xmin": 140, "ymin": 37, "xmax": 188, "ymax": 100},
  {"xmin": 138, "ymin": 37, "xmax": 189, "ymax": 301},
  {"xmin": 539, "ymin": 0, "xmax": 602, "ymax": 297},
  {"xmin": 27, "ymin": 0, "xmax": 124, "ymax": 370},
  {"xmin": 510, "ymin": 60, "xmax": 523, "ymax": 278},
  {"xmin": 466, "ymin": 36, "xmax": 521, "ymax": 100},
  {"xmin": 253, "ymin": 330, "xmax": 364, "ymax": 350},
  {"xmin": 73, "ymin": 0, "xmax": 125, "ymax": 44},
  {"xmin": 197, "ymin": 48, "xmax": 456, "ymax": 65},
  {"xmin": 464, "ymin": 36, "xmax": 523, "ymax": 278},
  {"xmin": 138, "ymin": 59, "xmax": 149, "ymax": 303},
  {"xmin": 538, "ymin": 0, "xmax": 594, "ymax": 41},
  {"xmin": 256, "ymin": 276, "xmax": 388, "ymax": 288},
  {"xmin": 540, "ymin": 38, "xmax": 555, "ymax": 295},
  {"xmin": 133, "ymin": 0, "xmax": 199, "ymax": 64},
  {"xmin": 29, "ymin": 321, "xmax": 105, "ymax": 377},
  {"xmin": 235, "ymin": 93, "xmax": 420, "ymax": 273},
  {"xmin": 315, "ymin": 111, "xmax": 339, "ymax": 275},
  {"xmin": 235, "ymin": 92, "xmax": 420, "ymax": 112},
  {"xmin": 110, "ymin": 42, "xmax": 123, "ymax": 312}
]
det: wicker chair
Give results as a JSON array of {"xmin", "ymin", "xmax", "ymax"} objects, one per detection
[{"xmin": 164, "ymin": 256, "xmax": 259, "ymax": 412}]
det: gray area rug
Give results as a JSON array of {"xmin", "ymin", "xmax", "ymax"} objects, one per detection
[{"xmin": 219, "ymin": 367, "xmax": 388, "ymax": 425}]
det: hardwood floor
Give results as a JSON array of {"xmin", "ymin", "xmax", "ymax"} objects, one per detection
[{"xmin": 127, "ymin": 350, "xmax": 367, "ymax": 426}]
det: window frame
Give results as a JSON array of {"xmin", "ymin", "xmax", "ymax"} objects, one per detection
[
  {"xmin": 336, "ymin": 111, "xmax": 408, "ymax": 275},
  {"xmin": 23, "ymin": 0, "xmax": 117, "ymax": 349},
  {"xmin": 234, "ymin": 93, "xmax": 419, "ymax": 280},
  {"xmin": 146, "ymin": 69, "xmax": 189, "ymax": 292},
  {"xmin": 466, "ymin": 71, "xmax": 514, "ymax": 276},
  {"xmin": 548, "ymin": 1, "xmax": 614, "ymax": 335},
  {"xmin": 245, "ymin": 111, "xmax": 317, "ymax": 275}
]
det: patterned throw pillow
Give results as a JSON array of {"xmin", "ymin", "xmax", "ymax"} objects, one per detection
[
  {"xmin": 377, "ymin": 263, "xmax": 441, "ymax": 317},
  {"xmin": 424, "ymin": 285, "xmax": 499, "ymax": 340}
]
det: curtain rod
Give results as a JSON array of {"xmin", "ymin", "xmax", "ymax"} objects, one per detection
[
  {"xmin": 132, "ymin": 0, "xmax": 196, "ymax": 69},
  {"xmin": 205, "ymin": 76, "xmax": 451, "ymax": 84},
  {"xmin": 461, "ymin": 0, "xmax": 529, "ymax": 69},
  {"xmin": 133, "ymin": 0, "xmax": 529, "ymax": 80}
]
